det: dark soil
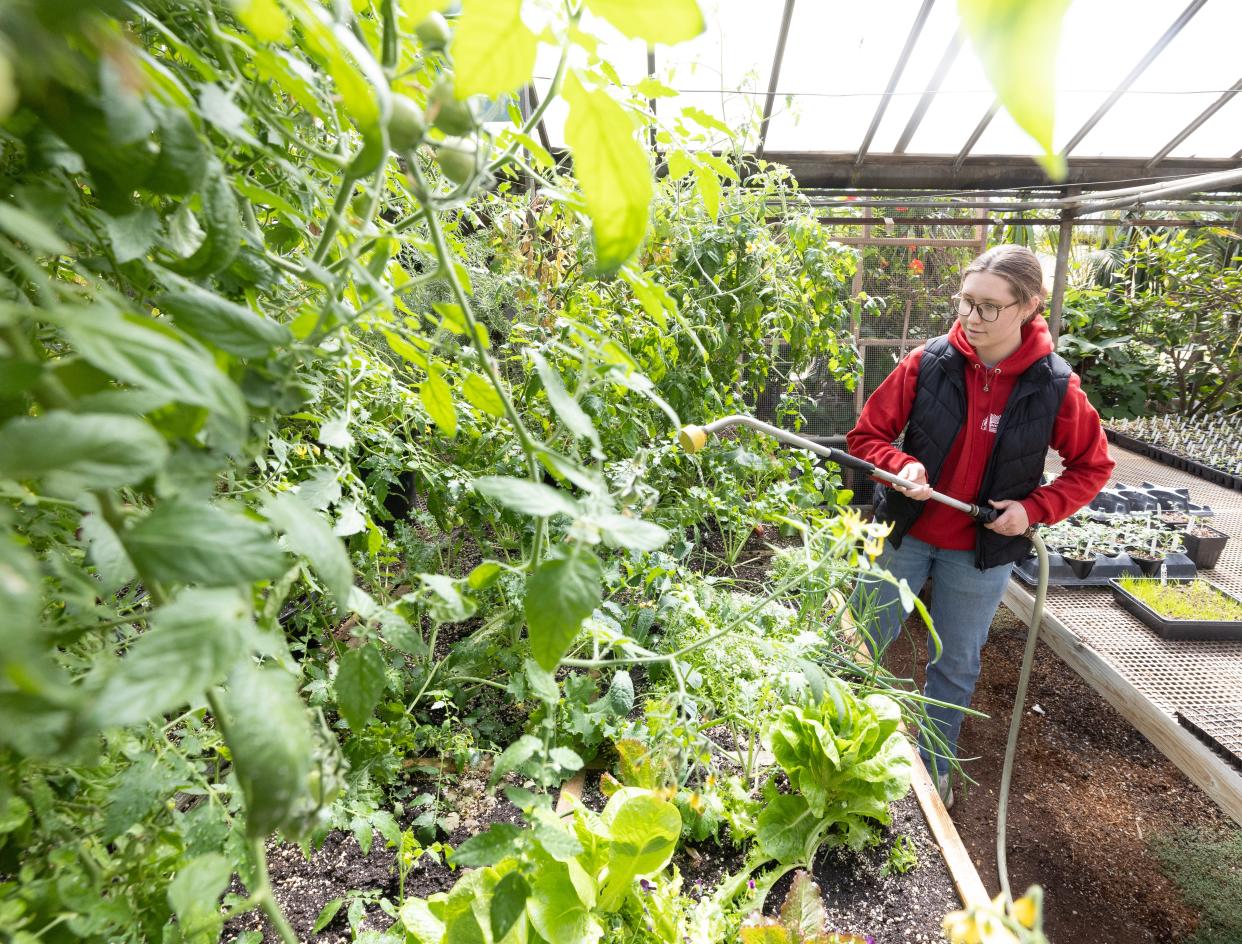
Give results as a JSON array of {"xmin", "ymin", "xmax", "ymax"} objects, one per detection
[
  {"xmin": 765, "ymin": 791, "xmax": 958, "ymax": 944},
  {"xmin": 225, "ymin": 767, "xmax": 526, "ymax": 942},
  {"xmin": 885, "ymin": 603, "xmax": 1238, "ymax": 944},
  {"xmin": 691, "ymin": 524, "xmax": 804, "ymax": 589}
]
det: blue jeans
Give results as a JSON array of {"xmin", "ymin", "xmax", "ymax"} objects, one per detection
[{"xmin": 849, "ymin": 536, "xmax": 1014, "ymax": 777}]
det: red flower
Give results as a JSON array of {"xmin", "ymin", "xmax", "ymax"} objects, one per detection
[{"xmin": 908, "ymin": 258, "xmax": 924, "ymax": 274}]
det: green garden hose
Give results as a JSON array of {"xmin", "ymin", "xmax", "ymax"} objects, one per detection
[
  {"xmin": 681, "ymin": 415, "xmax": 1048, "ymax": 904},
  {"xmin": 996, "ymin": 527, "xmax": 1049, "ymax": 903}
]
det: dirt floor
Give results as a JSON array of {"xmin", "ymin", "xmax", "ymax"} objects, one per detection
[{"xmin": 886, "ymin": 603, "xmax": 1239, "ymax": 944}]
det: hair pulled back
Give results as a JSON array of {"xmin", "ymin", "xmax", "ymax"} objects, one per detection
[{"xmin": 962, "ymin": 245, "xmax": 1047, "ymax": 323}]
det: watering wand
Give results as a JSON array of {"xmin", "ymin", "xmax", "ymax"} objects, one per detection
[
  {"xmin": 679, "ymin": 414, "xmax": 1050, "ymax": 905},
  {"xmin": 679, "ymin": 415, "xmax": 1003, "ymax": 524}
]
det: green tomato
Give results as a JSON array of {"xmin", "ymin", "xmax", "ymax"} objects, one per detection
[
  {"xmin": 387, "ymin": 94, "xmax": 426, "ymax": 154},
  {"xmin": 429, "ymin": 79, "xmax": 475, "ymax": 136},
  {"xmin": 415, "ymin": 11, "xmax": 452, "ymax": 51},
  {"xmin": 436, "ymin": 140, "xmax": 477, "ymax": 185}
]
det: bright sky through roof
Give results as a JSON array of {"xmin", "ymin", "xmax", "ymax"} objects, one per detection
[{"xmin": 532, "ymin": 0, "xmax": 1242, "ymax": 160}]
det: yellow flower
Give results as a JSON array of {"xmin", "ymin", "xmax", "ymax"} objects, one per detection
[
  {"xmin": 942, "ymin": 910, "xmax": 982, "ymax": 944},
  {"xmin": 1011, "ymin": 895, "xmax": 1037, "ymax": 930},
  {"xmin": 943, "ymin": 901, "xmax": 1022, "ymax": 944}
]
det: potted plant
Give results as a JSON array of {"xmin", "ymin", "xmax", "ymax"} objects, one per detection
[
  {"xmin": 1062, "ymin": 536, "xmax": 1097, "ymax": 580},
  {"xmin": 1180, "ymin": 516, "xmax": 1229, "ymax": 569},
  {"xmin": 1127, "ymin": 528, "xmax": 1168, "ymax": 577}
]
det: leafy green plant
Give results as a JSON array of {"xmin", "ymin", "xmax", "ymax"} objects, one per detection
[
  {"xmin": 881, "ymin": 834, "xmax": 919, "ymax": 877},
  {"xmin": 712, "ymin": 677, "xmax": 913, "ymax": 908},
  {"xmin": 400, "ymin": 786, "xmax": 683, "ymax": 943},
  {"xmin": 739, "ymin": 870, "xmax": 872, "ymax": 944}
]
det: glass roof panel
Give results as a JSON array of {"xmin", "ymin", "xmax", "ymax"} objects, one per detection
[
  {"xmin": 762, "ymin": 0, "xmax": 922, "ymax": 152},
  {"xmin": 1168, "ymin": 92, "xmax": 1242, "ymax": 159},
  {"xmin": 532, "ymin": 0, "xmax": 1242, "ymax": 163},
  {"xmin": 867, "ymin": 1, "xmax": 964, "ymax": 153}
]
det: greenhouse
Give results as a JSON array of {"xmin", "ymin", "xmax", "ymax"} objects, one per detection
[{"xmin": 1, "ymin": 1, "xmax": 1241, "ymax": 942}]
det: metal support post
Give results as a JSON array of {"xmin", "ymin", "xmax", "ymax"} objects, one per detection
[{"xmin": 1047, "ymin": 207, "xmax": 1075, "ymax": 345}]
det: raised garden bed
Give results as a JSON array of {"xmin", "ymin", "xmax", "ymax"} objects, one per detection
[{"xmin": 1109, "ymin": 577, "xmax": 1242, "ymax": 641}]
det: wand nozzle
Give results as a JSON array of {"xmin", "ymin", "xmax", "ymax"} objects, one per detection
[
  {"xmin": 678, "ymin": 425, "xmax": 708, "ymax": 453},
  {"xmin": 679, "ymin": 415, "xmax": 1001, "ymax": 524}
]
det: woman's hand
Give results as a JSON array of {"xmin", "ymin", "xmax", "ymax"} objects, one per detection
[
  {"xmin": 895, "ymin": 462, "xmax": 933, "ymax": 501},
  {"xmin": 985, "ymin": 499, "xmax": 1030, "ymax": 536}
]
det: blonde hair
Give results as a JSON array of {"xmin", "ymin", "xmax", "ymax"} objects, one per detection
[{"xmin": 962, "ymin": 245, "xmax": 1047, "ymax": 323}]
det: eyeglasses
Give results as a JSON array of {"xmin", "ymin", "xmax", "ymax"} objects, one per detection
[{"xmin": 952, "ymin": 293, "xmax": 1021, "ymax": 323}]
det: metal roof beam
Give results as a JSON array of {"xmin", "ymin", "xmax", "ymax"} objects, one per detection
[
  {"xmin": 1061, "ymin": 0, "xmax": 1207, "ymax": 157},
  {"xmin": 761, "ymin": 151, "xmax": 1242, "ymax": 191},
  {"xmin": 895, "ymin": 29, "xmax": 963, "ymax": 154},
  {"xmin": 755, "ymin": 0, "xmax": 796, "ymax": 160},
  {"xmin": 854, "ymin": 0, "xmax": 935, "ymax": 167},
  {"xmin": 1073, "ymin": 167, "xmax": 1242, "ymax": 213},
  {"xmin": 953, "ymin": 100, "xmax": 998, "ymax": 170},
  {"xmin": 1147, "ymin": 78, "xmax": 1242, "ymax": 168}
]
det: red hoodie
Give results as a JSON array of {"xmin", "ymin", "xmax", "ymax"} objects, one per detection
[{"xmin": 846, "ymin": 318, "xmax": 1115, "ymax": 551}]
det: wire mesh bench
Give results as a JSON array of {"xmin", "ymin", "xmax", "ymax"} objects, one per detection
[{"xmin": 1003, "ymin": 442, "xmax": 1242, "ymax": 825}]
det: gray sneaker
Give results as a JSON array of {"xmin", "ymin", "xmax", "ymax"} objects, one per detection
[{"xmin": 936, "ymin": 772, "xmax": 955, "ymax": 810}]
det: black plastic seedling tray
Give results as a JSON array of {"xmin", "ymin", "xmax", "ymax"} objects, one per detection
[
  {"xmin": 1176, "ymin": 705, "xmax": 1242, "ymax": 772},
  {"xmin": 1104, "ymin": 428, "xmax": 1242, "ymax": 494},
  {"xmin": 1108, "ymin": 577, "xmax": 1242, "ymax": 641},
  {"xmin": 1014, "ymin": 552, "xmax": 1196, "ymax": 588}
]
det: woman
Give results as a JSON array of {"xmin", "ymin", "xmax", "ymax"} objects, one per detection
[{"xmin": 847, "ymin": 245, "xmax": 1113, "ymax": 808}]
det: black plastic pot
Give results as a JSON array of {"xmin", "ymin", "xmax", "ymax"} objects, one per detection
[
  {"xmin": 1181, "ymin": 526, "xmax": 1229, "ymax": 570},
  {"xmin": 1131, "ymin": 554, "xmax": 1165, "ymax": 576},
  {"xmin": 1063, "ymin": 555, "xmax": 1097, "ymax": 579}
]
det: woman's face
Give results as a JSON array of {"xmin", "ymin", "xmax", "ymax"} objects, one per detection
[{"xmin": 957, "ymin": 271, "xmax": 1039, "ymax": 360}]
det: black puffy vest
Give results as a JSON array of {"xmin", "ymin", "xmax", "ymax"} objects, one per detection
[{"xmin": 874, "ymin": 335, "xmax": 1072, "ymax": 570}]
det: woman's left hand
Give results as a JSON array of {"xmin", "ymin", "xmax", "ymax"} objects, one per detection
[{"xmin": 985, "ymin": 499, "xmax": 1030, "ymax": 536}]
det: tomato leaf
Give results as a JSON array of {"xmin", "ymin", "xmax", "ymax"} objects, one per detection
[
  {"xmin": 0, "ymin": 411, "xmax": 168, "ymax": 489},
  {"xmin": 88, "ymin": 588, "xmax": 251, "ymax": 729},
  {"xmin": 451, "ymin": 0, "xmax": 539, "ymax": 98},
  {"xmin": 158, "ymin": 282, "xmax": 291, "ymax": 358},
  {"xmin": 583, "ymin": 0, "xmax": 704, "ymax": 44},
  {"xmin": 489, "ymin": 871, "xmax": 530, "ymax": 942},
  {"xmin": 263, "ymin": 491, "xmax": 353, "ymax": 609},
  {"xmin": 452, "ymin": 822, "xmax": 524, "ymax": 867},
  {"xmin": 220, "ymin": 661, "xmax": 314, "ymax": 837},
  {"xmin": 46, "ymin": 304, "xmax": 248, "ymax": 447},
  {"xmin": 524, "ymin": 546, "xmax": 602, "ymax": 670},
  {"xmin": 473, "ymin": 475, "xmax": 579, "ymax": 518},
  {"xmin": 105, "ymin": 208, "xmax": 162, "ymax": 264},
  {"xmin": 598, "ymin": 514, "xmax": 668, "ymax": 552},
  {"xmin": 530, "ymin": 351, "xmax": 600, "ymax": 452},
  {"xmin": 461, "ymin": 370, "xmax": 506, "ymax": 418},
  {"xmin": 421, "ymin": 361, "xmax": 457, "ymax": 437},
  {"xmin": 168, "ymin": 853, "xmax": 232, "ymax": 940},
  {"xmin": 335, "ymin": 642, "xmax": 387, "ymax": 731},
  {"xmin": 489, "ymin": 733, "xmax": 541, "ymax": 785},
  {"xmin": 123, "ymin": 501, "xmax": 288, "ymax": 587},
  {"xmin": 562, "ymin": 72, "xmax": 652, "ymax": 273},
  {"xmin": 957, "ymin": 0, "xmax": 1071, "ymax": 179}
]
